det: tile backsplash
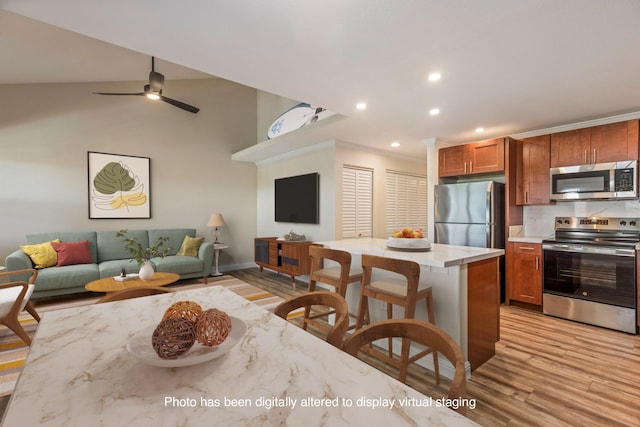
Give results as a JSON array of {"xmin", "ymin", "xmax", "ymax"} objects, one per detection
[{"xmin": 523, "ymin": 199, "xmax": 640, "ymax": 236}]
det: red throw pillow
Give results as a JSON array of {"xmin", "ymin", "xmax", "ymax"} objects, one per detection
[{"xmin": 51, "ymin": 240, "xmax": 93, "ymax": 266}]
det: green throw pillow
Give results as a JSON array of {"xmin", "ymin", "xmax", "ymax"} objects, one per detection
[{"xmin": 177, "ymin": 235, "xmax": 204, "ymax": 257}]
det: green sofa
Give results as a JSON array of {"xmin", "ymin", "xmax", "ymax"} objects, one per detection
[{"xmin": 5, "ymin": 228, "xmax": 213, "ymax": 300}]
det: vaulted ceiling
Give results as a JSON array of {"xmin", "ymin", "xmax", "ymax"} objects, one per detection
[{"xmin": 2, "ymin": 1, "xmax": 640, "ymax": 158}]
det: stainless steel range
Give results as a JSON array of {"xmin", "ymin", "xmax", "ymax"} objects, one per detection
[{"xmin": 542, "ymin": 217, "xmax": 638, "ymax": 334}]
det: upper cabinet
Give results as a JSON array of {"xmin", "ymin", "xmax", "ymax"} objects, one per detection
[
  {"xmin": 439, "ymin": 138, "xmax": 505, "ymax": 177},
  {"xmin": 550, "ymin": 120, "xmax": 639, "ymax": 167},
  {"xmin": 590, "ymin": 120, "xmax": 639, "ymax": 163},
  {"xmin": 516, "ymin": 135, "xmax": 551, "ymax": 205}
]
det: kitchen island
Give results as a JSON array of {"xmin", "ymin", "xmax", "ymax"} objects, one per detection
[{"xmin": 318, "ymin": 238, "xmax": 504, "ymax": 373}]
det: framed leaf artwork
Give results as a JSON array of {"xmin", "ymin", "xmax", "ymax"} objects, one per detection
[{"xmin": 88, "ymin": 152, "xmax": 151, "ymax": 219}]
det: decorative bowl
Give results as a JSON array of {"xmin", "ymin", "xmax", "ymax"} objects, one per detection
[
  {"xmin": 127, "ymin": 316, "xmax": 246, "ymax": 367},
  {"xmin": 386, "ymin": 237, "xmax": 431, "ymax": 251}
]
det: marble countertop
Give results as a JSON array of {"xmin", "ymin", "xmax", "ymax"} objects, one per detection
[
  {"xmin": 319, "ymin": 238, "xmax": 504, "ymax": 268},
  {"xmin": 2, "ymin": 286, "xmax": 478, "ymax": 427},
  {"xmin": 508, "ymin": 235, "xmax": 552, "ymax": 244}
]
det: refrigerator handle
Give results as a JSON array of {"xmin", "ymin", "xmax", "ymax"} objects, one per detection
[
  {"xmin": 486, "ymin": 186, "xmax": 493, "ymax": 223},
  {"xmin": 486, "ymin": 187, "xmax": 493, "ymax": 248}
]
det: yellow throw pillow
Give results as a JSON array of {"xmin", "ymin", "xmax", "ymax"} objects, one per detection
[
  {"xmin": 20, "ymin": 239, "xmax": 61, "ymax": 269},
  {"xmin": 176, "ymin": 236, "xmax": 204, "ymax": 257}
]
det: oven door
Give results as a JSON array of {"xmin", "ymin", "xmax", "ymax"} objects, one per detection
[{"xmin": 543, "ymin": 245, "xmax": 636, "ymax": 308}]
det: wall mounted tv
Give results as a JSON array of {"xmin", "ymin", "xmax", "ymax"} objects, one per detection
[{"xmin": 275, "ymin": 172, "xmax": 319, "ymax": 224}]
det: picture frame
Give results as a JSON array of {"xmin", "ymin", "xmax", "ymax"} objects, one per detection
[{"xmin": 88, "ymin": 151, "xmax": 151, "ymax": 219}]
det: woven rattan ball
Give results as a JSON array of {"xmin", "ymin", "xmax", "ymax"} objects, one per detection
[
  {"xmin": 152, "ymin": 317, "xmax": 196, "ymax": 359},
  {"xmin": 162, "ymin": 301, "xmax": 203, "ymax": 325},
  {"xmin": 195, "ymin": 308, "xmax": 232, "ymax": 346}
]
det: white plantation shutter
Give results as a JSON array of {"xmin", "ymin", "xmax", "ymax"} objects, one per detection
[
  {"xmin": 386, "ymin": 171, "xmax": 427, "ymax": 236},
  {"xmin": 342, "ymin": 166, "xmax": 373, "ymax": 238}
]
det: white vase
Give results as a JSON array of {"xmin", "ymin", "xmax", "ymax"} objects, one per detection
[{"xmin": 139, "ymin": 261, "xmax": 154, "ymax": 280}]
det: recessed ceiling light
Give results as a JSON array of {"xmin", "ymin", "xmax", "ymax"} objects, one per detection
[
  {"xmin": 475, "ymin": 127, "xmax": 485, "ymax": 133},
  {"xmin": 429, "ymin": 107, "xmax": 440, "ymax": 116},
  {"xmin": 356, "ymin": 102, "xmax": 367, "ymax": 110},
  {"xmin": 391, "ymin": 141, "xmax": 400, "ymax": 147},
  {"xmin": 428, "ymin": 72, "xmax": 442, "ymax": 82}
]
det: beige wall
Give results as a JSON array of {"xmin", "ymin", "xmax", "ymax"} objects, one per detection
[
  {"xmin": 257, "ymin": 141, "xmax": 337, "ymax": 242},
  {"xmin": 256, "ymin": 140, "xmax": 426, "ymax": 242},
  {"xmin": 335, "ymin": 142, "xmax": 427, "ymax": 239},
  {"xmin": 0, "ymin": 79, "xmax": 258, "ymax": 271}
]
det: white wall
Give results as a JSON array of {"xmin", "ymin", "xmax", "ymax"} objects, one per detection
[
  {"xmin": 256, "ymin": 141, "xmax": 336, "ymax": 242},
  {"xmin": 0, "ymin": 79, "xmax": 258, "ymax": 271},
  {"xmin": 255, "ymin": 139, "xmax": 427, "ymax": 242},
  {"xmin": 335, "ymin": 142, "xmax": 427, "ymax": 239}
]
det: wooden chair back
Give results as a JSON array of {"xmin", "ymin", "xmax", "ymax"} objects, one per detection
[
  {"xmin": 361, "ymin": 253, "xmax": 420, "ymax": 297},
  {"xmin": 0, "ymin": 269, "xmax": 41, "ymax": 346},
  {"xmin": 0, "ymin": 268, "xmax": 38, "ymax": 284},
  {"xmin": 274, "ymin": 291, "xmax": 350, "ymax": 348},
  {"xmin": 309, "ymin": 246, "xmax": 354, "ymax": 286},
  {"xmin": 97, "ymin": 286, "xmax": 175, "ymax": 303},
  {"xmin": 343, "ymin": 318, "xmax": 467, "ymax": 415}
]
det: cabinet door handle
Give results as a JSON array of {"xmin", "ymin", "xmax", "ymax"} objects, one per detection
[
  {"xmin": 519, "ymin": 246, "xmax": 535, "ymax": 250},
  {"xmin": 535, "ymin": 255, "xmax": 539, "ymax": 270},
  {"xmin": 525, "ymin": 191, "xmax": 528, "ymax": 204},
  {"xmin": 470, "ymin": 161, "xmax": 473, "ymax": 173},
  {"xmin": 584, "ymin": 150, "xmax": 588, "ymax": 164},
  {"xmin": 464, "ymin": 162, "xmax": 467, "ymax": 173},
  {"xmin": 593, "ymin": 149, "xmax": 596, "ymax": 164}
]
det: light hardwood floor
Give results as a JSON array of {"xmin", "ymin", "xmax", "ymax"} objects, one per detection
[{"xmin": 230, "ymin": 268, "xmax": 640, "ymax": 427}]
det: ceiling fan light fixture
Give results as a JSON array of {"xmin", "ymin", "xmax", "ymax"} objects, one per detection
[{"xmin": 144, "ymin": 84, "xmax": 161, "ymax": 100}]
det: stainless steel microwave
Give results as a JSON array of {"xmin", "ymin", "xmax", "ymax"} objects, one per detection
[{"xmin": 550, "ymin": 160, "xmax": 637, "ymax": 201}]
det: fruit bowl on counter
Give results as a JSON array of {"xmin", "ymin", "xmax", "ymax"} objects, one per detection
[{"xmin": 387, "ymin": 227, "xmax": 431, "ymax": 251}]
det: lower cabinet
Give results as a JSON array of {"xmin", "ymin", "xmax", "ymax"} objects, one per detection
[
  {"xmin": 507, "ymin": 242, "xmax": 542, "ymax": 306},
  {"xmin": 467, "ymin": 257, "xmax": 500, "ymax": 371},
  {"xmin": 254, "ymin": 237, "xmax": 315, "ymax": 286}
]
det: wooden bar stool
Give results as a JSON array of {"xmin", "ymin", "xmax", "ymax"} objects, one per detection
[
  {"xmin": 355, "ymin": 253, "xmax": 438, "ymax": 384},
  {"xmin": 344, "ymin": 319, "xmax": 465, "ymax": 415},
  {"xmin": 275, "ymin": 291, "xmax": 350, "ymax": 348},
  {"xmin": 303, "ymin": 246, "xmax": 363, "ymax": 333}
]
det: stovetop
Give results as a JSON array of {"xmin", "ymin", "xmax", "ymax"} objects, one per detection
[
  {"xmin": 553, "ymin": 216, "xmax": 640, "ymax": 232},
  {"xmin": 545, "ymin": 216, "xmax": 640, "ymax": 249}
]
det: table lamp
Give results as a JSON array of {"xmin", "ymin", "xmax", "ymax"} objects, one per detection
[{"xmin": 207, "ymin": 213, "xmax": 225, "ymax": 244}]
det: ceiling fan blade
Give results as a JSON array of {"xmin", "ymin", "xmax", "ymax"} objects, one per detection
[
  {"xmin": 93, "ymin": 92, "xmax": 145, "ymax": 96},
  {"xmin": 160, "ymin": 95, "xmax": 200, "ymax": 114}
]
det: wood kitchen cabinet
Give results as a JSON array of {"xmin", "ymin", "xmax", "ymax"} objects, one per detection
[
  {"xmin": 516, "ymin": 135, "xmax": 551, "ymax": 205},
  {"xmin": 507, "ymin": 242, "xmax": 542, "ymax": 306},
  {"xmin": 439, "ymin": 138, "xmax": 505, "ymax": 177},
  {"xmin": 254, "ymin": 237, "xmax": 315, "ymax": 287},
  {"xmin": 550, "ymin": 120, "xmax": 639, "ymax": 167},
  {"xmin": 467, "ymin": 256, "xmax": 500, "ymax": 370}
]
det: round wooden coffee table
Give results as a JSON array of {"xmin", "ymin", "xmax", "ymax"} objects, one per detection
[{"xmin": 85, "ymin": 272, "xmax": 180, "ymax": 293}]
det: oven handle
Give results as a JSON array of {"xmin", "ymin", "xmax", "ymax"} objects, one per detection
[{"xmin": 542, "ymin": 244, "xmax": 636, "ymax": 257}]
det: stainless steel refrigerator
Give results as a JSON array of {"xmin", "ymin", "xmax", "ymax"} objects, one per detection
[{"xmin": 434, "ymin": 181, "xmax": 505, "ymax": 249}]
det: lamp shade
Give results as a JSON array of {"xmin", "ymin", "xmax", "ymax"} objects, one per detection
[{"xmin": 207, "ymin": 213, "xmax": 225, "ymax": 227}]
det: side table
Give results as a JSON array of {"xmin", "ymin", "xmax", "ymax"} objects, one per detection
[{"xmin": 212, "ymin": 243, "xmax": 229, "ymax": 276}]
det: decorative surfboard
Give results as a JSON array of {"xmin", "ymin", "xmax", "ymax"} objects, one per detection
[{"xmin": 267, "ymin": 102, "xmax": 336, "ymax": 139}]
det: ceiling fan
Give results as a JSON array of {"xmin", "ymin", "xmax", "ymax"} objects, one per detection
[{"xmin": 93, "ymin": 57, "xmax": 200, "ymax": 114}]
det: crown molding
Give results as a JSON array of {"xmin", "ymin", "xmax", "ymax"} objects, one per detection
[{"xmin": 511, "ymin": 111, "xmax": 640, "ymax": 139}]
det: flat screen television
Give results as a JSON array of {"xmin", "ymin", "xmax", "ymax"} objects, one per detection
[{"xmin": 275, "ymin": 173, "xmax": 319, "ymax": 224}]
